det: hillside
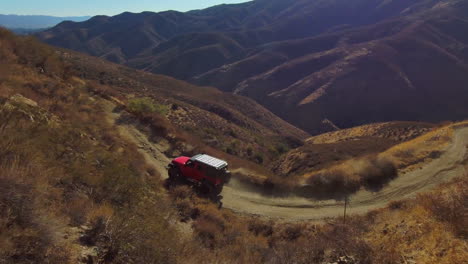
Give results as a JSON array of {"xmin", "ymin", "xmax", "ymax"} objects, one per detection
[
  {"xmin": 1, "ymin": 29, "xmax": 467, "ymax": 264},
  {"xmin": 0, "ymin": 27, "xmax": 298, "ymax": 264},
  {"xmin": 38, "ymin": 0, "xmax": 468, "ymax": 134},
  {"xmin": 60, "ymin": 48, "xmax": 309, "ymax": 165},
  {"xmin": 0, "ymin": 28, "xmax": 186, "ymax": 263},
  {"xmin": 272, "ymin": 122, "xmax": 435, "ymax": 178}
]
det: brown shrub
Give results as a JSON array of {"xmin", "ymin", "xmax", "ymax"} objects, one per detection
[
  {"xmin": 169, "ymin": 186, "xmax": 200, "ymax": 221},
  {"xmin": 267, "ymin": 223, "xmax": 375, "ymax": 264},
  {"xmin": 173, "ymin": 199, "xmax": 200, "ymax": 222},
  {"xmin": 64, "ymin": 196, "xmax": 92, "ymax": 226},
  {"xmin": 11, "ymin": 35, "xmax": 69, "ymax": 78},
  {"xmin": 96, "ymin": 203, "xmax": 180, "ymax": 264},
  {"xmin": 248, "ymin": 218, "xmax": 274, "ymax": 237},
  {"xmin": 192, "ymin": 206, "xmax": 227, "ymax": 249},
  {"xmin": 418, "ymin": 177, "xmax": 468, "ymax": 238},
  {"xmin": 87, "ymin": 82, "xmax": 120, "ymax": 101},
  {"xmin": 170, "ymin": 185, "xmax": 193, "ymax": 201},
  {"xmin": 267, "ymin": 238, "xmax": 326, "ymax": 264},
  {"xmin": 387, "ymin": 200, "xmax": 407, "ymax": 211},
  {"xmin": 193, "ymin": 217, "xmax": 222, "ymax": 249},
  {"xmin": 276, "ymin": 224, "xmax": 304, "ymax": 241},
  {"xmin": 0, "ymin": 161, "xmax": 72, "ymax": 263},
  {"xmin": 0, "ymin": 165, "xmax": 35, "ymax": 228}
]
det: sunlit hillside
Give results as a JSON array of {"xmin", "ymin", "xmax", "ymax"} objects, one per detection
[{"xmin": 1, "ymin": 25, "xmax": 467, "ymax": 264}]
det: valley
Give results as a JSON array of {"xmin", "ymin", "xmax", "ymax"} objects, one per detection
[{"xmin": 38, "ymin": 0, "xmax": 468, "ymax": 134}]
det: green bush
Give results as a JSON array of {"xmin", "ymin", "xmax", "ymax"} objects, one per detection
[
  {"xmin": 254, "ymin": 153, "xmax": 264, "ymax": 164},
  {"xmin": 127, "ymin": 97, "xmax": 168, "ymax": 115},
  {"xmin": 275, "ymin": 143, "xmax": 290, "ymax": 155}
]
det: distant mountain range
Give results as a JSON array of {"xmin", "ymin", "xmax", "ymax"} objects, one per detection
[
  {"xmin": 38, "ymin": 0, "xmax": 468, "ymax": 134},
  {"xmin": 0, "ymin": 14, "xmax": 90, "ymax": 29}
]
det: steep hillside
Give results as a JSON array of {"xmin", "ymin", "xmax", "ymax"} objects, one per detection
[
  {"xmin": 61, "ymin": 48, "xmax": 309, "ymax": 165},
  {"xmin": 1, "ymin": 29, "xmax": 467, "ymax": 264},
  {"xmin": 38, "ymin": 0, "xmax": 468, "ymax": 134},
  {"xmin": 0, "ymin": 28, "xmax": 185, "ymax": 263}
]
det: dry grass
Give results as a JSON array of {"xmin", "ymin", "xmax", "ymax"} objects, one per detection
[
  {"xmin": 365, "ymin": 177, "xmax": 468, "ymax": 264},
  {"xmin": 0, "ymin": 147, "xmax": 72, "ymax": 263},
  {"xmin": 272, "ymin": 136, "xmax": 398, "ymax": 178},
  {"xmin": 282, "ymin": 121, "xmax": 466, "ymax": 197},
  {"xmin": 0, "ymin": 29, "xmax": 185, "ymax": 263},
  {"xmin": 0, "ymin": 91, "xmax": 180, "ymax": 263},
  {"xmin": 307, "ymin": 121, "xmax": 434, "ymax": 144},
  {"xmin": 272, "ymin": 121, "xmax": 438, "ymax": 183},
  {"xmin": 382, "ymin": 121, "xmax": 468, "ymax": 172},
  {"xmin": 418, "ymin": 177, "xmax": 468, "ymax": 238}
]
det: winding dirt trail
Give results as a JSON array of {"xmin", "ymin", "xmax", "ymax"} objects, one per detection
[
  {"xmin": 105, "ymin": 103, "xmax": 467, "ymax": 221},
  {"xmin": 104, "ymin": 103, "xmax": 171, "ymax": 177},
  {"xmin": 222, "ymin": 127, "xmax": 468, "ymax": 221}
]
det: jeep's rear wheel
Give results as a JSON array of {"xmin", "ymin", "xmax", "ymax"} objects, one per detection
[
  {"xmin": 200, "ymin": 180, "xmax": 210, "ymax": 194},
  {"xmin": 205, "ymin": 181, "xmax": 223, "ymax": 194}
]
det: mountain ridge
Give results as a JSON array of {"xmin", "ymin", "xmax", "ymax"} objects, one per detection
[
  {"xmin": 0, "ymin": 14, "xmax": 91, "ymax": 29},
  {"xmin": 38, "ymin": 0, "xmax": 468, "ymax": 134}
]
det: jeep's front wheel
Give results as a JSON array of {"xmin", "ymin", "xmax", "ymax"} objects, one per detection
[
  {"xmin": 213, "ymin": 184, "xmax": 223, "ymax": 196},
  {"xmin": 168, "ymin": 166, "xmax": 183, "ymax": 183}
]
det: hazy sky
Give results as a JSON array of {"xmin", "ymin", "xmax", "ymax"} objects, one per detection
[{"xmin": 2, "ymin": 0, "xmax": 250, "ymax": 17}]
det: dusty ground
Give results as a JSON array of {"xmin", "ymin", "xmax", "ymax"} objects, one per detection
[
  {"xmin": 105, "ymin": 102, "xmax": 468, "ymax": 221},
  {"xmin": 222, "ymin": 127, "xmax": 468, "ymax": 220}
]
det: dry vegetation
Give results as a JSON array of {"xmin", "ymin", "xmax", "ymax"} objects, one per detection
[
  {"xmin": 307, "ymin": 122, "xmax": 434, "ymax": 144},
  {"xmin": 1, "ymin": 28, "xmax": 466, "ymax": 264},
  {"xmin": 365, "ymin": 175, "xmax": 468, "ymax": 264},
  {"xmin": 166, "ymin": 172, "xmax": 468, "ymax": 264},
  {"xmin": 269, "ymin": 121, "xmax": 467, "ymax": 198},
  {"xmin": 0, "ymin": 29, "xmax": 182, "ymax": 263},
  {"xmin": 382, "ymin": 123, "xmax": 466, "ymax": 172},
  {"xmin": 272, "ymin": 121, "xmax": 435, "ymax": 179}
]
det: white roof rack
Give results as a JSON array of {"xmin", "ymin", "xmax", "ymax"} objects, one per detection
[{"xmin": 191, "ymin": 154, "xmax": 228, "ymax": 170}]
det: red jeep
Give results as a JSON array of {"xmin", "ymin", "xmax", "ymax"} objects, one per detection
[{"xmin": 167, "ymin": 154, "xmax": 231, "ymax": 201}]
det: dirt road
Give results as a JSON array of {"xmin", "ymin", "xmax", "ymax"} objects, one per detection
[
  {"xmin": 104, "ymin": 104, "xmax": 171, "ymax": 177},
  {"xmin": 107, "ymin": 105, "xmax": 467, "ymax": 221},
  {"xmin": 222, "ymin": 127, "xmax": 468, "ymax": 221}
]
